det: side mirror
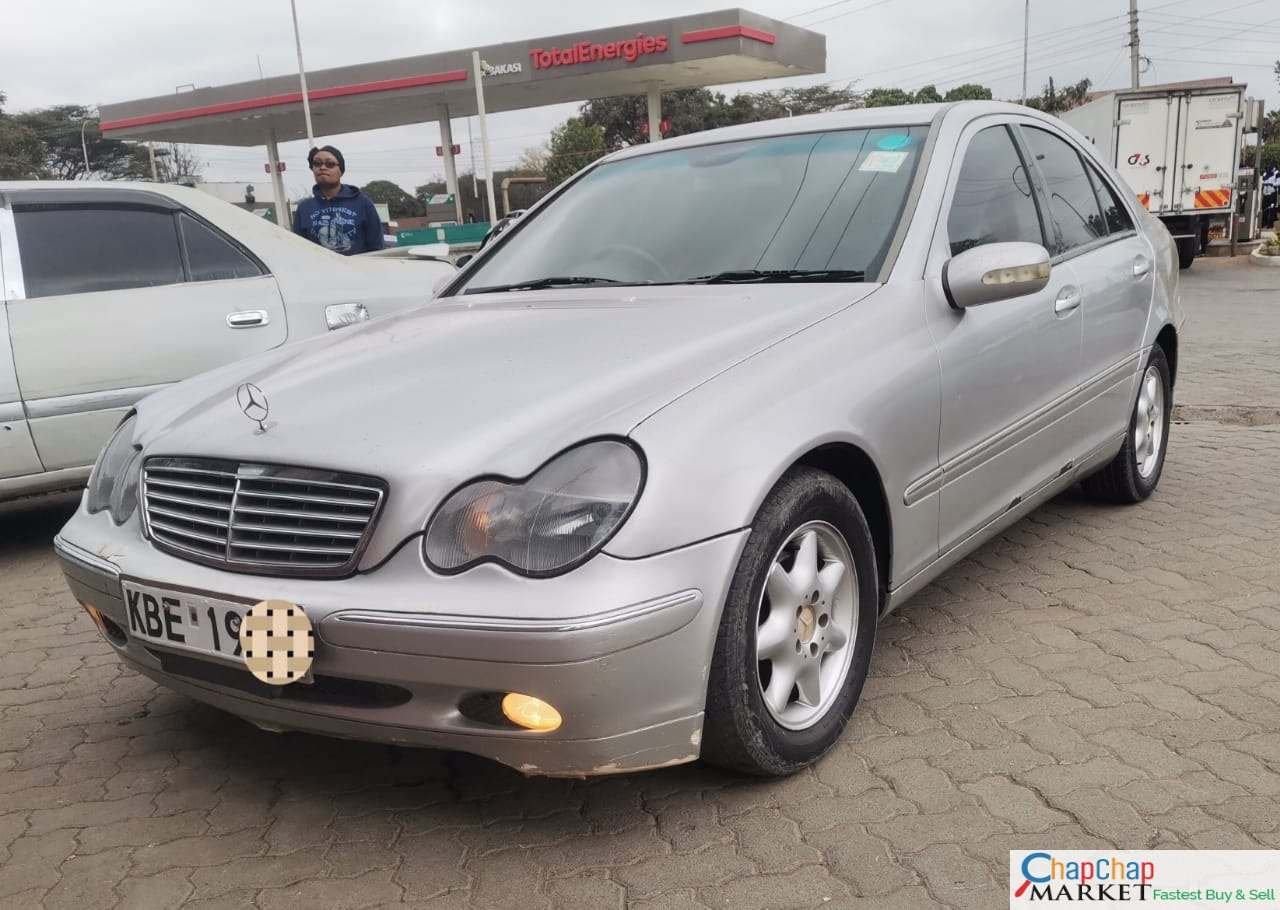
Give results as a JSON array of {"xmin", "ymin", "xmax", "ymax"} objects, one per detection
[
  {"xmin": 454, "ymin": 253, "xmax": 474, "ymax": 268},
  {"xmin": 943, "ymin": 241, "xmax": 1051, "ymax": 309}
]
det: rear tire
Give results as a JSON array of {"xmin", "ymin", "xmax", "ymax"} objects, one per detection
[
  {"xmin": 1081, "ymin": 345, "xmax": 1172, "ymax": 504},
  {"xmin": 1177, "ymin": 237, "xmax": 1196, "ymax": 270},
  {"xmin": 701, "ymin": 468, "xmax": 878, "ymax": 777}
]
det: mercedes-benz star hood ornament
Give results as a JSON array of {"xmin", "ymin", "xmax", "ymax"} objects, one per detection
[{"xmin": 236, "ymin": 382, "xmax": 270, "ymax": 434}]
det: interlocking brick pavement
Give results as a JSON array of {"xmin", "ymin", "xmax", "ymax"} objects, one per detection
[{"xmin": 1, "ymin": 258, "xmax": 1277, "ymax": 909}]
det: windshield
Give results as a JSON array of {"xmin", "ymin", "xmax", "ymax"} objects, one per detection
[{"xmin": 458, "ymin": 125, "xmax": 929, "ymax": 293}]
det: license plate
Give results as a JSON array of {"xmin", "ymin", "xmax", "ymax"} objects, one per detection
[{"xmin": 121, "ymin": 581, "xmax": 247, "ymax": 662}]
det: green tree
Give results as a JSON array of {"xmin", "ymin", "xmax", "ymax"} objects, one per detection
[
  {"xmin": 1024, "ymin": 77, "xmax": 1093, "ymax": 114},
  {"xmin": 0, "ymin": 91, "xmax": 44, "ymax": 178},
  {"xmin": 15, "ymin": 105, "xmax": 144, "ymax": 179},
  {"xmin": 863, "ymin": 87, "xmax": 916, "ymax": 108},
  {"xmin": 944, "ymin": 83, "xmax": 993, "ymax": 102},
  {"xmin": 544, "ymin": 118, "xmax": 606, "ymax": 188},
  {"xmin": 1260, "ymin": 110, "xmax": 1280, "ymax": 145},
  {"xmin": 582, "ymin": 84, "xmax": 864, "ymax": 151},
  {"xmin": 1259, "ymin": 143, "xmax": 1280, "ymax": 174},
  {"xmin": 361, "ymin": 179, "xmax": 424, "ymax": 219}
]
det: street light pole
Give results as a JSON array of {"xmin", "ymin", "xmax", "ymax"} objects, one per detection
[
  {"xmin": 1021, "ymin": 0, "xmax": 1030, "ymax": 105},
  {"xmin": 289, "ymin": 0, "xmax": 316, "ymax": 147}
]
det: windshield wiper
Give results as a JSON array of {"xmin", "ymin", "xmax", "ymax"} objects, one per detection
[
  {"xmin": 684, "ymin": 269, "xmax": 866, "ymax": 284},
  {"xmin": 466, "ymin": 276, "xmax": 633, "ymax": 294}
]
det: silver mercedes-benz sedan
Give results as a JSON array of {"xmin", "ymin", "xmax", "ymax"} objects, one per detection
[{"xmin": 56, "ymin": 101, "xmax": 1183, "ymax": 777}]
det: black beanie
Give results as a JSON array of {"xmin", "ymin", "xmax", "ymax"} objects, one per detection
[{"xmin": 307, "ymin": 145, "xmax": 345, "ymax": 174}]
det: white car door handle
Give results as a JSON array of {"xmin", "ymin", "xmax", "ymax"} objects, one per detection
[
  {"xmin": 226, "ymin": 309, "xmax": 270, "ymax": 329},
  {"xmin": 1053, "ymin": 287, "xmax": 1082, "ymax": 315},
  {"xmin": 1133, "ymin": 256, "xmax": 1152, "ymax": 278}
]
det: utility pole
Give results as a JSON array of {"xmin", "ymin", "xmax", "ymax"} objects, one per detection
[
  {"xmin": 289, "ymin": 0, "xmax": 316, "ymax": 147},
  {"xmin": 147, "ymin": 143, "xmax": 159, "ymax": 181},
  {"xmin": 1128, "ymin": 0, "xmax": 1140, "ymax": 89},
  {"xmin": 1021, "ymin": 0, "xmax": 1029, "ymax": 105}
]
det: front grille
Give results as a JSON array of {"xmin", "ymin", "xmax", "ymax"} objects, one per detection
[{"xmin": 142, "ymin": 457, "xmax": 386, "ymax": 578}]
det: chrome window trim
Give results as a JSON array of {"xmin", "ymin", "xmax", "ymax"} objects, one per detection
[{"xmin": 25, "ymin": 383, "xmax": 172, "ymax": 420}]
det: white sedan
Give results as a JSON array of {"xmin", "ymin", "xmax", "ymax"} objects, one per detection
[{"xmin": 0, "ymin": 181, "xmax": 452, "ymax": 501}]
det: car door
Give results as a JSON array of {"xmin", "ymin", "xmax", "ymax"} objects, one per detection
[
  {"xmin": 0, "ymin": 205, "xmax": 43, "ymax": 482},
  {"xmin": 924, "ymin": 119, "xmax": 1085, "ymax": 555},
  {"xmin": 1019, "ymin": 124, "xmax": 1154, "ymax": 461},
  {"xmin": 5, "ymin": 190, "xmax": 287, "ymax": 471}
]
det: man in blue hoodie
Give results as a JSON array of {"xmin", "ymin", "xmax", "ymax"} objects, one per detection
[{"xmin": 292, "ymin": 145, "xmax": 384, "ymax": 255}]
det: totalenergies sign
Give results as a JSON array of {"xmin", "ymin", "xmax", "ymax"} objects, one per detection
[{"xmin": 529, "ymin": 33, "xmax": 670, "ymax": 70}]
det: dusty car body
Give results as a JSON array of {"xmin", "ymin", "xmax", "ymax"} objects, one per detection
[{"xmin": 56, "ymin": 101, "xmax": 1183, "ymax": 776}]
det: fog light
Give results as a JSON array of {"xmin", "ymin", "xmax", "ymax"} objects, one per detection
[{"xmin": 501, "ymin": 693, "xmax": 562, "ymax": 732}]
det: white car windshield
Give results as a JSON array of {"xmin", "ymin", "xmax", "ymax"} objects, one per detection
[{"xmin": 459, "ymin": 124, "xmax": 930, "ymax": 293}]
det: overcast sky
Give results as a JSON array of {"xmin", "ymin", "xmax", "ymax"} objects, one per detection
[{"xmin": 5, "ymin": 0, "xmax": 1277, "ymax": 197}]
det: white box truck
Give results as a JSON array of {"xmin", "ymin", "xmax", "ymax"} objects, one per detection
[{"xmin": 1061, "ymin": 80, "xmax": 1246, "ymax": 269}]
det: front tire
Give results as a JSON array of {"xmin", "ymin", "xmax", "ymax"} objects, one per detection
[
  {"xmin": 1081, "ymin": 345, "xmax": 1172, "ymax": 503},
  {"xmin": 701, "ymin": 468, "xmax": 879, "ymax": 776}
]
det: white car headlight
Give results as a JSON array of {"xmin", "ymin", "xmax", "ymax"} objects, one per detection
[
  {"xmin": 423, "ymin": 439, "xmax": 644, "ymax": 577},
  {"xmin": 86, "ymin": 415, "xmax": 142, "ymax": 524}
]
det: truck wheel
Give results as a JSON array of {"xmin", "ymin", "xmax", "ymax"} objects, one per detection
[{"xmin": 1177, "ymin": 237, "xmax": 1196, "ymax": 270}]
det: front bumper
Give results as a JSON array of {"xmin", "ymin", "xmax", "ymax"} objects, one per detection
[{"xmin": 56, "ymin": 504, "xmax": 747, "ymax": 777}]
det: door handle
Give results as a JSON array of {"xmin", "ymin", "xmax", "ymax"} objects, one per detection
[
  {"xmin": 1133, "ymin": 256, "xmax": 1152, "ymax": 278},
  {"xmin": 1053, "ymin": 287, "xmax": 1082, "ymax": 315},
  {"xmin": 226, "ymin": 309, "xmax": 269, "ymax": 328}
]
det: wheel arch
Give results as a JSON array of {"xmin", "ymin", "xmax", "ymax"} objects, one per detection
[
  {"xmin": 1155, "ymin": 323, "xmax": 1178, "ymax": 387},
  {"xmin": 790, "ymin": 442, "xmax": 892, "ymax": 611}
]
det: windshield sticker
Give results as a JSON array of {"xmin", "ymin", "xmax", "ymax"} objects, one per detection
[
  {"xmin": 860, "ymin": 150, "xmax": 908, "ymax": 173},
  {"xmin": 877, "ymin": 134, "xmax": 912, "ymax": 150}
]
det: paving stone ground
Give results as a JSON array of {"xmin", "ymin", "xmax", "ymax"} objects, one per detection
[{"xmin": 1, "ymin": 257, "xmax": 1278, "ymax": 909}]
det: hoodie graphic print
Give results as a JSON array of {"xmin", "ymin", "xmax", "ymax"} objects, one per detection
[{"xmin": 292, "ymin": 184, "xmax": 384, "ymax": 255}]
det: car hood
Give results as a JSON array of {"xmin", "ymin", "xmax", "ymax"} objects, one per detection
[{"xmin": 136, "ymin": 283, "xmax": 877, "ymax": 561}]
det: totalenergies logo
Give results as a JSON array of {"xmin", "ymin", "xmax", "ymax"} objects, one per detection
[
  {"xmin": 529, "ymin": 33, "xmax": 669, "ymax": 69},
  {"xmin": 1015, "ymin": 852, "xmax": 1155, "ymax": 901}
]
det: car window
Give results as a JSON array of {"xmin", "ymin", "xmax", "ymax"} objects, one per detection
[
  {"xmin": 459, "ymin": 125, "xmax": 930, "ymax": 291},
  {"xmin": 179, "ymin": 213, "xmax": 265, "ymax": 281},
  {"xmin": 947, "ymin": 125, "xmax": 1045, "ymax": 256},
  {"xmin": 1083, "ymin": 164, "xmax": 1135, "ymax": 235},
  {"xmin": 14, "ymin": 204, "xmax": 184, "ymax": 298},
  {"xmin": 1019, "ymin": 126, "xmax": 1108, "ymax": 254}
]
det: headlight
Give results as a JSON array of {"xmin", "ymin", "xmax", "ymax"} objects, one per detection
[
  {"xmin": 423, "ymin": 439, "xmax": 644, "ymax": 577},
  {"xmin": 86, "ymin": 415, "xmax": 142, "ymax": 524}
]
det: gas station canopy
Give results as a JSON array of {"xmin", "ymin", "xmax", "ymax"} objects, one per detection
[{"xmin": 98, "ymin": 9, "xmax": 825, "ymax": 146}]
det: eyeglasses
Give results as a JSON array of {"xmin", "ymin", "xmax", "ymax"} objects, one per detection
[{"xmin": 311, "ymin": 159, "xmax": 339, "ymax": 170}]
